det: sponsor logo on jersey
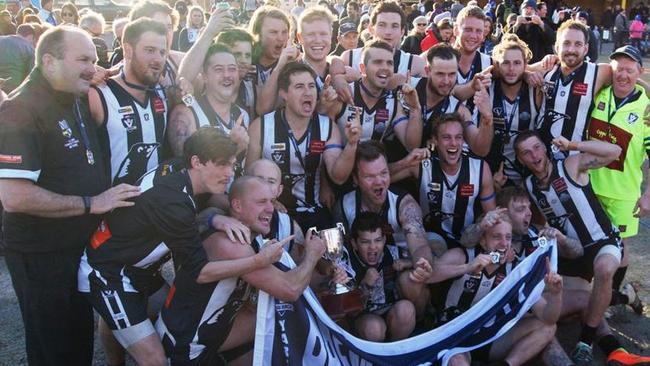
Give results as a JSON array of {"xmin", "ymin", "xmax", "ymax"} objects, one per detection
[
  {"xmin": 271, "ymin": 143, "xmax": 286, "ymax": 151},
  {"xmin": 152, "ymin": 96, "xmax": 166, "ymax": 114},
  {"xmin": 429, "ymin": 182, "xmax": 441, "ymax": 191},
  {"xmin": 375, "ymin": 108, "xmax": 389, "ymax": 123},
  {"xmin": 118, "ymin": 106, "xmax": 135, "ymax": 114},
  {"xmin": 551, "ymin": 177, "xmax": 568, "ymax": 193},
  {"xmin": 459, "ymin": 184, "xmax": 474, "ymax": 197},
  {"xmin": 572, "ymin": 82, "xmax": 588, "ymax": 96},
  {"xmin": 275, "ymin": 302, "xmax": 294, "ymax": 316},
  {"xmin": 309, "ymin": 140, "xmax": 325, "ymax": 154},
  {"xmin": 597, "ymin": 102, "xmax": 606, "ymax": 111},
  {"xmin": 0, "ymin": 154, "xmax": 22, "ymax": 164}
]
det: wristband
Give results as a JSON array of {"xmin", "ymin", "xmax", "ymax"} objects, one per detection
[
  {"xmin": 83, "ymin": 196, "xmax": 91, "ymax": 215},
  {"xmin": 206, "ymin": 212, "xmax": 217, "ymax": 229}
]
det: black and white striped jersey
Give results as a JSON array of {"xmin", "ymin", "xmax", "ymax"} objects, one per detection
[
  {"xmin": 524, "ymin": 159, "xmax": 618, "ymax": 247},
  {"xmin": 260, "ymin": 109, "xmax": 332, "ymax": 212},
  {"xmin": 486, "ymin": 81, "xmax": 538, "ymax": 184},
  {"xmin": 538, "ymin": 62, "xmax": 598, "ymax": 158},
  {"xmin": 93, "ymin": 79, "xmax": 167, "ymax": 186},
  {"xmin": 156, "ymin": 234, "xmax": 260, "ymax": 364},
  {"xmin": 410, "ymin": 76, "xmax": 462, "ymax": 146},
  {"xmin": 419, "ymin": 154, "xmax": 484, "ymax": 244},
  {"xmin": 338, "ymin": 187, "xmax": 410, "ymax": 259},
  {"xmin": 348, "ymin": 47, "xmax": 415, "ymax": 75},
  {"xmin": 444, "ymin": 247, "xmax": 514, "ymax": 312},
  {"xmin": 78, "ymin": 165, "xmax": 207, "ymax": 294},
  {"xmin": 335, "ymin": 81, "xmax": 399, "ymax": 143}
]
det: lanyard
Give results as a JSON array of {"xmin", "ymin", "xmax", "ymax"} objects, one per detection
[
  {"xmin": 73, "ymin": 97, "xmax": 95, "ymax": 165},
  {"xmin": 281, "ymin": 109, "xmax": 312, "ymax": 171},
  {"xmin": 502, "ymin": 94, "xmax": 521, "ymax": 136},
  {"xmin": 607, "ymin": 88, "xmax": 638, "ymax": 122},
  {"xmin": 120, "ymin": 69, "xmax": 164, "ymax": 93}
]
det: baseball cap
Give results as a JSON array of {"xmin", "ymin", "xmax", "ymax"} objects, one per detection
[
  {"xmin": 520, "ymin": 0, "xmax": 536, "ymax": 10},
  {"xmin": 610, "ymin": 45, "xmax": 643, "ymax": 67},
  {"xmin": 339, "ymin": 20, "xmax": 358, "ymax": 35}
]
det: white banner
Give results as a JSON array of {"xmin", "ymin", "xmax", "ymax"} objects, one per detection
[{"xmin": 254, "ymin": 241, "xmax": 557, "ymax": 366}]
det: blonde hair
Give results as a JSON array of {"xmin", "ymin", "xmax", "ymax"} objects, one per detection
[
  {"xmin": 456, "ymin": 5, "xmax": 486, "ymax": 26},
  {"xmin": 298, "ymin": 6, "xmax": 335, "ymax": 33},
  {"xmin": 492, "ymin": 34, "xmax": 533, "ymax": 63}
]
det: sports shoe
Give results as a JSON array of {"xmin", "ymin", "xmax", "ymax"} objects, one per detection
[
  {"xmin": 571, "ymin": 342, "xmax": 594, "ymax": 366},
  {"xmin": 607, "ymin": 348, "xmax": 650, "ymax": 365},
  {"xmin": 622, "ymin": 283, "xmax": 644, "ymax": 315}
]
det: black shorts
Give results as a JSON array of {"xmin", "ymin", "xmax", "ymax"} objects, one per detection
[
  {"xmin": 558, "ymin": 237, "xmax": 623, "ymax": 282},
  {"xmin": 86, "ymin": 276, "xmax": 150, "ymax": 331}
]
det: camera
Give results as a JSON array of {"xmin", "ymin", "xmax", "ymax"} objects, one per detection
[{"xmin": 525, "ymin": 16, "xmax": 532, "ymax": 21}]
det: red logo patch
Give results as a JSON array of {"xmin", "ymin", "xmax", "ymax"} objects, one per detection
[
  {"xmin": 152, "ymin": 97, "xmax": 166, "ymax": 114},
  {"xmin": 90, "ymin": 220, "xmax": 112, "ymax": 249},
  {"xmin": 459, "ymin": 184, "xmax": 474, "ymax": 197},
  {"xmin": 375, "ymin": 109, "xmax": 389, "ymax": 123},
  {"xmin": 309, "ymin": 140, "xmax": 325, "ymax": 154},
  {"xmin": 572, "ymin": 82, "xmax": 588, "ymax": 96},
  {"xmin": 551, "ymin": 177, "xmax": 568, "ymax": 193},
  {"xmin": 0, "ymin": 154, "xmax": 22, "ymax": 164}
]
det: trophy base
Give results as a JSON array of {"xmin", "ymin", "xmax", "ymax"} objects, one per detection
[{"xmin": 318, "ymin": 287, "xmax": 364, "ymax": 320}]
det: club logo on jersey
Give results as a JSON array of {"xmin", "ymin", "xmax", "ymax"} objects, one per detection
[
  {"xmin": 542, "ymin": 81, "xmax": 556, "ymax": 99},
  {"xmin": 375, "ymin": 109, "xmax": 389, "ymax": 123},
  {"xmin": 152, "ymin": 96, "xmax": 166, "ymax": 114},
  {"xmin": 459, "ymin": 184, "xmax": 474, "ymax": 197},
  {"xmin": 143, "ymin": 113, "xmax": 150, "ymax": 121},
  {"xmin": 275, "ymin": 302, "xmax": 294, "ymax": 316},
  {"xmin": 309, "ymin": 140, "xmax": 325, "ymax": 154},
  {"xmin": 464, "ymin": 277, "xmax": 479, "ymax": 292},
  {"xmin": 493, "ymin": 106, "xmax": 503, "ymax": 117},
  {"xmin": 118, "ymin": 106, "xmax": 134, "ymax": 114},
  {"xmin": 551, "ymin": 177, "xmax": 568, "ymax": 193},
  {"xmin": 427, "ymin": 191, "xmax": 437, "ymax": 202},
  {"xmin": 627, "ymin": 112, "xmax": 639, "ymax": 124},
  {"xmin": 121, "ymin": 114, "xmax": 137, "ymax": 133},
  {"xmin": 271, "ymin": 150, "xmax": 285, "ymax": 164},
  {"xmin": 597, "ymin": 102, "xmax": 606, "ymax": 111},
  {"xmin": 58, "ymin": 120, "xmax": 72, "ymax": 138}
]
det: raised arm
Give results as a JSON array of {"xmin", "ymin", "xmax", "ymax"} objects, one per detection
[
  {"xmin": 322, "ymin": 116, "xmax": 359, "ymax": 185},
  {"xmin": 554, "ymin": 137, "xmax": 622, "ymax": 183}
]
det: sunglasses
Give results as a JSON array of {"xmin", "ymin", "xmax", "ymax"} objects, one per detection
[{"xmin": 417, "ymin": 23, "xmax": 426, "ymax": 26}]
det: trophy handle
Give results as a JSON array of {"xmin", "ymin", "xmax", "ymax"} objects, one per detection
[
  {"xmin": 308, "ymin": 226, "xmax": 319, "ymax": 236},
  {"xmin": 336, "ymin": 222, "xmax": 345, "ymax": 235}
]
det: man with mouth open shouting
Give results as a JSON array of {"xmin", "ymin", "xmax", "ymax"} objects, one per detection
[
  {"xmin": 157, "ymin": 175, "xmax": 328, "ymax": 365},
  {"xmin": 246, "ymin": 62, "xmax": 360, "ymax": 231},
  {"xmin": 333, "ymin": 140, "xmax": 436, "ymax": 318},
  {"xmin": 388, "ymin": 112, "xmax": 496, "ymax": 250}
]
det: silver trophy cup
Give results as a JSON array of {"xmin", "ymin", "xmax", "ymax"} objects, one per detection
[{"xmin": 310, "ymin": 223, "xmax": 350, "ymax": 295}]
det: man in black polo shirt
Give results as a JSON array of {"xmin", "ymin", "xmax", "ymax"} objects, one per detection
[{"xmin": 0, "ymin": 26, "xmax": 141, "ymax": 365}]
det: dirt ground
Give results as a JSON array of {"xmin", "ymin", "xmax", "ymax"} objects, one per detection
[{"xmin": 0, "ymin": 46, "xmax": 649, "ymax": 366}]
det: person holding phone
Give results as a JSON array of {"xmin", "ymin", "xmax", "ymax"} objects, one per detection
[{"xmin": 513, "ymin": 0, "xmax": 555, "ymax": 63}]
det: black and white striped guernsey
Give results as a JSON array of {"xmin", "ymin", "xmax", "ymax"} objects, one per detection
[
  {"xmin": 538, "ymin": 62, "xmax": 598, "ymax": 156},
  {"xmin": 348, "ymin": 47, "xmax": 414, "ymax": 75},
  {"xmin": 260, "ymin": 109, "xmax": 332, "ymax": 211},
  {"xmin": 93, "ymin": 79, "xmax": 167, "ymax": 185},
  {"xmin": 411, "ymin": 76, "xmax": 462, "ymax": 146},
  {"xmin": 486, "ymin": 81, "xmax": 538, "ymax": 184},
  {"xmin": 419, "ymin": 154, "xmax": 484, "ymax": 244},
  {"xmin": 444, "ymin": 247, "xmax": 514, "ymax": 312},
  {"xmin": 335, "ymin": 81, "xmax": 399, "ymax": 143},
  {"xmin": 524, "ymin": 159, "xmax": 617, "ymax": 247},
  {"xmin": 340, "ymin": 187, "xmax": 410, "ymax": 259},
  {"xmin": 456, "ymin": 51, "xmax": 492, "ymax": 86},
  {"xmin": 157, "ymin": 234, "xmax": 260, "ymax": 364}
]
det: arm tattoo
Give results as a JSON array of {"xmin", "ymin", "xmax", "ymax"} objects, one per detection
[
  {"xmin": 171, "ymin": 114, "xmax": 192, "ymax": 157},
  {"xmin": 400, "ymin": 196, "xmax": 426, "ymax": 237}
]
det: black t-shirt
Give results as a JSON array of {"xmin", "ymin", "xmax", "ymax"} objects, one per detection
[
  {"xmin": 0, "ymin": 68, "xmax": 109, "ymax": 253},
  {"xmin": 85, "ymin": 167, "xmax": 208, "ymax": 283}
]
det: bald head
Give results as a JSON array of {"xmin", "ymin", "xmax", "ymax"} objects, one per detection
[
  {"xmin": 229, "ymin": 176, "xmax": 267, "ymax": 202},
  {"xmin": 245, "ymin": 159, "xmax": 283, "ymax": 199}
]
